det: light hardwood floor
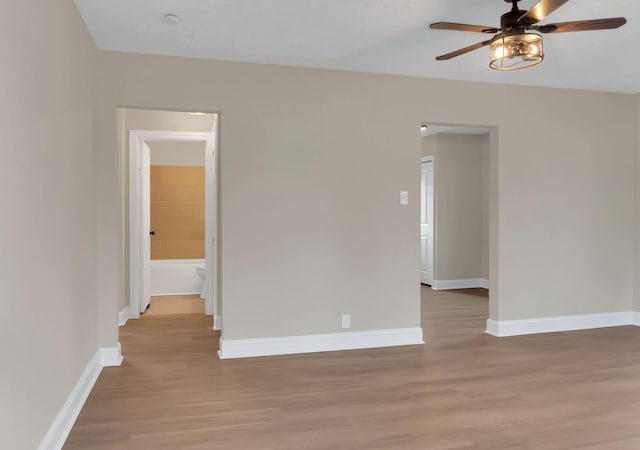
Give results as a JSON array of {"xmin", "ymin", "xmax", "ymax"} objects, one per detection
[
  {"xmin": 64, "ymin": 286, "xmax": 640, "ymax": 449},
  {"xmin": 144, "ymin": 294, "xmax": 205, "ymax": 316}
]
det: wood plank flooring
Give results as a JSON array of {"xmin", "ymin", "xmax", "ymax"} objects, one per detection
[
  {"xmin": 144, "ymin": 295, "xmax": 205, "ymax": 316},
  {"xmin": 64, "ymin": 286, "xmax": 640, "ymax": 449}
]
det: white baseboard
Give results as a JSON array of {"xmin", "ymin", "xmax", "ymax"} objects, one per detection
[
  {"xmin": 485, "ymin": 318, "xmax": 501, "ymax": 337},
  {"xmin": 38, "ymin": 344, "xmax": 123, "ymax": 450},
  {"xmin": 213, "ymin": 315, "xmax": 222, "ymax": 331},
  {"xmin": 218, "ymin": 327, "xmax": 424, "ymax": 359},
  {"xmin": 432, "ymin": 278, "xmax": 489, "ymax": 290},
  {"xmin": 118, "ymin": 306, "xmax": 130, "ymax": 326},
  {"xmin": 486, "ymin": 311, "xmax": 635, "ymax": 337},
  {"xmin": 100, "ymin": 343, "xmax": 124, "ymax": 367}
]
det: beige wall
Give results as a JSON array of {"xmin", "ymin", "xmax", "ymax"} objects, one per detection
[
  {"xmin": 121, "ymin": 109, "xmax": 216, "ymax": 140},
  {"xmin": 4, "ymin": 3, "xmax": 638, "ymax": 446},
  {"xmin": 93, "ymin": 51, "xmax": 636, "ymax": 347},
  {"xmin": 0, "ymin": 1, "xmax": 97, "ymax": 448},
  {"xmin": 422, "ymin": 135, "xmax": 437, "ymax": 156},
  {"xmin": 422, "ymin": 133, "xmax": 490, "ymax": 281},
  {"xmin": 149, "ymin": 141, "xmax": 206, "ymax": 166}
]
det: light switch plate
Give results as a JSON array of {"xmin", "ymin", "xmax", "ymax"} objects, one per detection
[{"xmin": 400, "ymin": 191, "xmax": 409, "ymax": 205}]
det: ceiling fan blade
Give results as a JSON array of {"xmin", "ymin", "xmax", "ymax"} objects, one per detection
[
  {"xmin": 430, "ymin": 22, "xmax": 499, "ymax": 34},
  {"xmin": 518, "ymin": 0, "xmax": 570, "ymax": 25},
  {"xmin": 533, "ymin": 17, "xmax": 627, "ymax": 33},
  {"xmin": 435, "ymin": 38, "xmax": 496, "ymax": 61}
]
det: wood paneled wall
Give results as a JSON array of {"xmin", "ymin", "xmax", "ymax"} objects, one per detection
[{"xmin": 150, "ymin": 165, "xmax": 205, "ymax": 260}]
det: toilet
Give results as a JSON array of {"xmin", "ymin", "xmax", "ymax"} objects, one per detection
[{"xmin": 195, "ymin": 264, "xmax": 207, "ymax": 299}]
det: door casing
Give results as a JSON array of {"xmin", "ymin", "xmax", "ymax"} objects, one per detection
[{"xmin": 128, "ymin": 128, "xmax": 218, "ymax": 325}]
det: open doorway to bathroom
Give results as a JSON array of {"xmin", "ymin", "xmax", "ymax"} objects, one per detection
[
  {"xmin": 121, "ymin": 108, "xmax": 220, "ymax": 330},
  {"xmin": 419, "ymin": 123, "xmax": 493, "ymax": 337},
  {"xmin": 145, "ymin": 139, "xmax": 207, "ymax": 316}
]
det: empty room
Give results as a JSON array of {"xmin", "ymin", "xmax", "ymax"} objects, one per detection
[{"xmin": 3, "ymin": 1, "xmax": 640, "ymax": 449}]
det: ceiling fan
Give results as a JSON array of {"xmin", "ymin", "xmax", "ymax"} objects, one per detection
[{"xmin": 430, "ymin": 0, "xmax": 627, "ymax": 70}]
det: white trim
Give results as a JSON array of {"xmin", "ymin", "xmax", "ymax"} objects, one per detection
[
  {"xmin": 205, "ymin": 116, "xmax": 218, "ymax": 319},
  {"xmin": 150, "ymin": 258, "xmax": 205, "ymax": 265},
  {"xmin": 213, "ymin": 315, "xmax": 222, "ymax": 330},
  {"xmin": 37, "ymin": 344, "xmax": 123, "ymax": 450},
  {"xmin": 118, "ymin": 306, "xmax": 130, "ymax": 327},
  {"xmin": 485, "ymin": 318, "xmax": 500, "ymax": 337},
  {"xmin": 129, "ymin": 129, "xmax": 217, "ymax": 323},
  {"xmin": 100, "ymin": 343, "xmax": 124, "ymax": 367},
  {"xmin": 151, "ymin": 292, "xmax": 202, "ymax": 297},
  {"xmin": 37, "ymin": 352, "xmax": 102, "ymax": 450},
  {"xmin": 431, "ymin": 278, "xmax": 489, "ymax": 290},
  {"xmin": 485, "ymin": 312, "xmax": 634, "ymax": 337},
  {"xmin": 632, "ymin": 312, "xmax": 640, "ymax": 326},
  {"xmin": 218, "ymin": 327, "xmax": 424, "ymax": 359}
]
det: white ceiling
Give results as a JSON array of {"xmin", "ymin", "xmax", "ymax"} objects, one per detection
[{"xmin": 74, "ymin": 0, "xmax": 640, "ymax": 93}]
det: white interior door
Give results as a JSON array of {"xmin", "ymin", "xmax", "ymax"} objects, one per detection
[
  {"xmin": 203, "ymin": 116, "xmax": 220, "ymax": 322},
  {"xmin": 420, "ymin": 158, "xmax": 434, "ymax": 285},
  {"xmin": 141, "ymin": 143, "xmax": 152, "ymax": 312},
  {"xmin": 205, "ymin": 129, "xmax": 215, "ymax": 317}
]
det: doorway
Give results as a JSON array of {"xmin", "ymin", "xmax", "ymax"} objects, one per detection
[
  {"xmin": 419, "ymin": 122, "xmax": 493, "ymax": 334},
  {"xmin": 420, "ymin": 123, "xmax": 490, "ymax": 290},
  {"xmin": 126, "ymin": 109, "xmax": 219, "ymax": 330}
]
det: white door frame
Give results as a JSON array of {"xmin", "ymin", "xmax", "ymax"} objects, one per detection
[
  {"xmin": 421, "ymin": 155, "xmax": 435, "ymax": 285},
  {"xmin": 140, "ymin": 142, "xmax": 152, "ymax": 312},
  {"xmin": 129, "ymin": 129, "xmax": 218, "ymax": 324}
]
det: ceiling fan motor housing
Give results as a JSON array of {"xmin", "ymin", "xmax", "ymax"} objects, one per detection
[{"xmin": 501, "ymin": 8, "xmax": 527, "ymax": 30}]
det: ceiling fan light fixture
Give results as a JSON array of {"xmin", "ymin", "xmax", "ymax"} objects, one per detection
[{"xmin": 489, "ymin": 33, "xmax": 544, "ymax": 71}]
